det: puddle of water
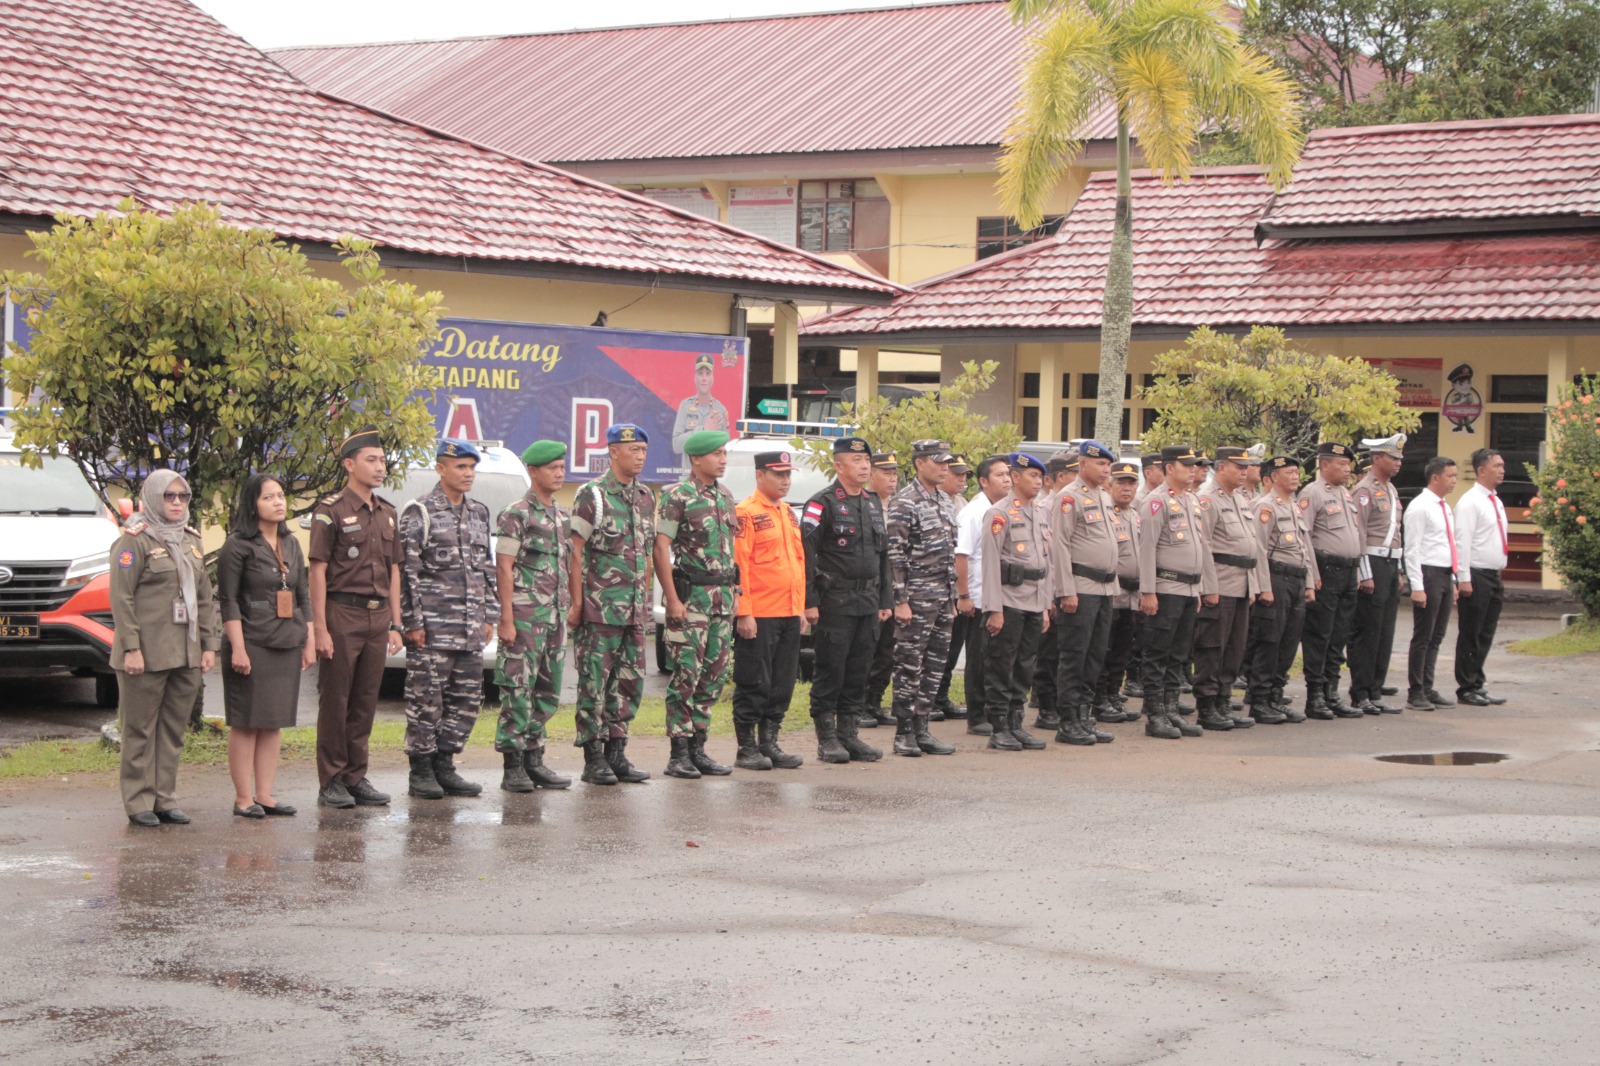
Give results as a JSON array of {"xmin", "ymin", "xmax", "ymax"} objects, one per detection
[{"xmin": 1375, "ymin": 751, "xmax": 1510, "ymax": 766}]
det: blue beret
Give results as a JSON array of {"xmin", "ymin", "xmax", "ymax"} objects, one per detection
[
  {"xmin": 1078, "ymin": 439, "xmax": 1115, "ymax": 461},
  {"xmin": 1008, "ymin": 452, "xmax": 1046, "ymax": 473},
  {"xmin": 437, "ymin": 438, "xmax": 481, "ymax": 462},
  {"xmin": 608, "ymin": 423, "xmax": 649, "ymax": 445}
]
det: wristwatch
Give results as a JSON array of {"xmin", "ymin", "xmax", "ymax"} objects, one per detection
[{"xmin": 389, "ymin": 624, "xmax": 404, "ymax": 633}]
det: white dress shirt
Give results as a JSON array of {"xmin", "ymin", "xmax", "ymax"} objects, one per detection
[
  {"xmin": 956, "ymin": 493, "xmax": 1002, "ymax": 604},
  {"xmin": 1403, "ymin": 487, "xmax": 1459, "ymax": 588},
  {"xmin": 1454, "ymin": 481, "xmax": 1509, "ymax": 577}
]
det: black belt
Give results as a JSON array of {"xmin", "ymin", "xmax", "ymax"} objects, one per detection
[
  {"xmin": 329, "ymin": 592, "xmax": 388, "ymax": 610},
  {"xmin": 1118, "ymin": 575, "xmax": 1140, "ymax": 591},
  {"xmin": 1071, "ymin": 562, "xmax": 1116, "ymax": 584},
  {"xmin": 675, "ymin": 566, "xmax": 740, "ymax": 587},
  {"xmin": 1213, "ymin": 553, "xmax": 1257, "ymax": 569},
  {"xmin": 1269, "ymin": 561, "xmax": 1308, "ymax": 579},
  {"xmin": 1315, "ymin": 552, "xmax": 1359, "ymax": 569},
  {"xmin": 1155, "ymin": 568, "xmax": 1201, "ymax": 585}
]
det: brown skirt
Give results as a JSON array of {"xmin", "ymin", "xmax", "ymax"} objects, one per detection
[{"xmin": 221, "ymin": 642, "xmax": 302, "ymax": 730}]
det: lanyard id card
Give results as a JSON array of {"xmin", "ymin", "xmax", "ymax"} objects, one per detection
[{"xmin": 172, "ymin": 597, "xmax": 189, "ymax": 624}]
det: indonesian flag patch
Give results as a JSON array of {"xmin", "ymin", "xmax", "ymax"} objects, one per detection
[{"xmin": 802, "ymin": 500, "xmax": 825, "ymax": 529}]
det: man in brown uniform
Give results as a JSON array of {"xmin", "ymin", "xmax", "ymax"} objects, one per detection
[
  {"xmin": 1244, "ymin": 456, "xmax": 1317, "ymax": 724},
  {"xmin": 1050, "ymin": 440, "xmax": 1122, "ymax": 746},
  {"xmin": 979, "ymin": 452, "xmax": 1052, "ymax": 751},
  {"xmin": 1348, "ymin": 433, "xmax": 1407, "ymax": 715},
  {"xmin": 1193, "ymin": 447, "xmax": 1270, "ymax": 730},
  {"xmin": 310, "ymin": 426, "xmax": 404, "ymax": 809},
  {"xmin": 1138, "ymin": 444, "xmax": 1216, "ymax": 740},
  {"xmin": 1298, "ymin": 441, "xmax": 1365, "ymax": 720}
]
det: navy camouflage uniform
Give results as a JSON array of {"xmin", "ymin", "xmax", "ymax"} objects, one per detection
[
  {"xmin": 888, "ymin": 471, "xmax": 959, "ymax": 721},
  {"xmin": 399, "ymin": 483, "xmax": 498, "ymax": 756}
]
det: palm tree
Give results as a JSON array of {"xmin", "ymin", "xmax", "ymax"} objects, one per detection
[{"xmin": 1000, "ymin": 0, "xmax": 1303, "ymax": 443}]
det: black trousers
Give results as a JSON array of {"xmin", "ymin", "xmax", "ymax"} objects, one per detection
[
  {"xmin": 1303, "ymin": 557, "xmax": 1357, "ymax": 690},
  {"xmin": 732, "ymin": 615, "xmax": 801, "ymax": 725},
  {"xmin": 1245, "ymin": 570, "xmax": 1307, "ymax": 703},
  {"xmin": 983, "ymin": 607, "xmax": 1043, "ymax": 724},
  {"xmin": 1455, "ymin": 567, "xmax": 1504, "ymax": 696},
  {"xmin": 1097, "ymin": 606, "xmax": 1139, "ymax": 699},
  {"xmin": 865, "ymin": 611, "xmax": 895, "ymax": 704},
  {"xmin": 1349, "ymin": 556, "xmax": 1401, "ymax": 703},
  {"xmin": 964, "ymin": 618, "xmax": 988, "ymax": 716},
  {"xmin": 810, "ymin": 611, "xmax": 879, "ymax": 720},
  {"xmin": 1407, "ymin": 565, "xmax": 1455, "ymax": 695},
  {"xmin": 937, "ymin": 610, "xmax": 969, "ymax": 706},
  {"xmin": 1054, "ymin": 593, "xmax": 1113, "ymax": 712},
  {"xmin": 1141, "ymin": 592, "xmax": 1198, "ymax": 702},
  {"xmin": 1194, "ymin": 593, "xmax": 1250, "ymax": 699},
  {"xmin": 1031, "ymin": 616, "xmax": 1059, "ymax": 712}
]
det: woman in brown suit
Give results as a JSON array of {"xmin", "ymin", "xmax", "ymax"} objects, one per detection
[
  {"xmin": 109, "ymin": 469, "xmax": 219, "ymax": 827},
  {"xmin": 218, "ymin": 474, "xmax": 315, "ymax": 818}
]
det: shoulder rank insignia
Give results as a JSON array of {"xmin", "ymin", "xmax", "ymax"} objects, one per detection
[{"xmin": 320, "ymin": 492, "xmax": 342, "ymax": 506}]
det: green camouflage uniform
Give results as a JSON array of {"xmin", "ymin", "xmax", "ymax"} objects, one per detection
[
  {"xmin": 657, "ymin": 476, "xmax": 739, "ymax": 737},
  {"xmin": 569, "ymin": 469, "xmax": 654, "ymax": 746},
  {"xmin": 493, "ymin": 491, "xmax": 569, "ymax": 754}
]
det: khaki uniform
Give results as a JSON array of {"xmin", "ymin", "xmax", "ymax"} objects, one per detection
[
  {"xmin": 1349, "ymin": 473, "xmax": 1403, "ymax": 705},
  {"xmin": 1193, "ymin": 485, "xmax": 1271, "ymax": 709},
  {"xmin": 1298, "ymin": 478, "xmax": 1363, "ymax": 697},
  {"xmin": 1244, "ymin": 491, "xmax": 1317, "ymax": 709},
  {"xmin": 979, "ymin": 491, "xmax": 1051, "ymax": 733},
  {"xmin": 309, "ymin": 488, "xmax": 399, "ymax": 788},
  {"xmin": 1050, "ymin": 478, "xmax": 1121, "ymax": 715},
  {"xmin": 1138, "ymin": 484, "xmax": 1217, "ymax": 707},
  {"xmin": 1095, "ymin": 502, "xmax": 1143, "ymax": 709},
  {"xmin": 108, "ymin": 522, "xmax": 220, "ymax": 817}
]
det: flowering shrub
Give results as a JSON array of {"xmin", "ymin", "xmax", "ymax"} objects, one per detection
[{"xmin": 1530, "ymin": 373, "xmax": 1600, "ymax": 617}]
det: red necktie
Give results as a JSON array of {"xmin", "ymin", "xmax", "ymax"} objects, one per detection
[
  {"xmin": 1440, "ymin": 499, "xmax": 1459, "ymax": 572},
  {"xmin": 1489, "ymin": 491, "xmax": 1507, "ymax": 556}
]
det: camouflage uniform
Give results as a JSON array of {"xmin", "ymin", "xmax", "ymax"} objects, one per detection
[
  {"xmin": 493, "ymin": 491, "xmax": 569, "ymax": 754},
  {"xmin": 398, "ymin": 484, "xmax": 498, "ymax": 756},
  {"xmin": 888, "ymin": 478, "xmax": 959, "ymax": 719},
  {"xmin": 657, "ymin": 476, "xmax": 740, "ymax": 737},
  {"xmin": 569, "ymin": 469, "xmax": 654, "ymax": 746}
]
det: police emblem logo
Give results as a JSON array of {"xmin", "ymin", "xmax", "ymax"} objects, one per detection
[
  {"xmin": 1357, "ymin": 492, "xmax": 1370, "ymax": 507},
  {"xmin": 117, "ymin": 549, "xmax": 134, "ymax": 568},
  {"xmin": 618, "ymin": 427, "xmax": 636, "ymax": 442},
  {"xmin": 849, "ymin": 440, "xmax": 867, "ymax": 452},
  {"xmin": 1298, "ymin": 498, "xmax": 1311, "ymax": 511},
  {"xmin": 1199, "ymin": 497, "xmax": 1212, "ymax": 510},
  {"xmin": 1259, "ymin": 507, "xmax": 1272, "ymax": 524},
  {"xmin": 990, "ymin": 514, "xmax": 1006, "ymax": 535},
  {"xmin": 1061, "ymin": 495, "xmax": 1074, "ymax": 512}
]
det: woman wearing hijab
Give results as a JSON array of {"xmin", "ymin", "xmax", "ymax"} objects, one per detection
[
  {"xmin": 217, "ymin": 474, "xmax": 315, "ymax": 818},
  {"xmin": 108, "ymin": 469, "xmax": 220, "ymax": 827}
]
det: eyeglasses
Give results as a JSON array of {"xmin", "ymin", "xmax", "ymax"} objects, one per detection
[{"xmin": 163, "ymin": 491, "xmax": 192, "ymax": 502}]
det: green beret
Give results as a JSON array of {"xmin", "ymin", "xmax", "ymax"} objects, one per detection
[
  {"xmin": 683, "ymin": 430, "xmax": 730, "ymax": 457},
  {"xmin": 520, "ymin": 440, "xmax": 566, "ymax": 467}
]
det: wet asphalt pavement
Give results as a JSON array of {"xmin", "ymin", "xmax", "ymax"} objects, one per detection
[{"xmin": 2, "ymin": 612, "xmax": 1598, "ymax": 1064}]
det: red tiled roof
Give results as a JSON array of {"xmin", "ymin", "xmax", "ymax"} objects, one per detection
[
  {"xmin": 271, "ymin": 2, "xmax": 1119, "ymax": 164},
  {"xmin": 0, "ymin": 0, "xmax": 900, "ymax": 303},
  {"xmin": 1258, "ymin": 114, "xmax": 1600, "ymax": 238},
  {"xmin": 803, "ymin": 166, "xmax": 1600, "ymax": 341}
]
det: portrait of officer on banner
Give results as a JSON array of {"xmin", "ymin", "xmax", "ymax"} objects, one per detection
[{"xmin": 671, "ymin": 351, "xmax": 730, "ymax": 468}]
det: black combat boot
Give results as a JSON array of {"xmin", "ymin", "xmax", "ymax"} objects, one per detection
[
  {"xmin": 500, "ymin": 749, "xmax": 536, "ymax": 793},
  {"xmin": 1010, "ymin": 708, "xmax": 1047, "ymax": 750},
  {"xmin": 580, "ymin": 739, "xmax": 618, "ymax": 785},
  {"xmin": 605, "ymin": 737, "xmax": 651, "ymax": 783},
  {"xmin": 1055, "ymin": 704, "xmax": 1094, "ymax": 745},
  {"xmin": 1094, "ymin": 695, "xmax": 1137, "ymax": 724},
  {"xmin": 1081, "ymin": 704, "xmax": 1115, "ymax": 743},
  {"xmin": 814, "ymin": 714, "xmax": 850, "ymax": 764},
  {"xmin": 1197, "ymin": 696, "xmax": 1234, "ymax": 731},
  {"xmin": 1032, "ymin": 703, "xmax": 1061, "ymax": 730},
  {"xmin": 1327, "ymin": 687, "xmax": 1363, "ymax": 719},
  {"xmin": 432, "ymin": 752, "xmax": 483, "ymax": 796},
  {"xmin": 1123, "ymin": 679, "xmax": 1144, "ymax": 699},
  {"xmin": 914, "ymin": 715, "xmax": 955, "ymax": 755},
  {"xmin": 690, "ymin": 730, "xmax": 732, "ymax": 776},
  {"xmin": 835, "ymin": 710, "xmax": 883, "ymax": 762},
  {"xmin": 937, "ymin": 696, "xmax": 966, "ymax": 721},
  {"xmin": 892, "ymin": 716, "xmax": 921, "ymax": 757},
  {"xmin": 1225, "ymin": 696, "xmax": 1255, "ymax": 728},
  {"xmin": 988, "ymin": 706, "xmax": 1022, "ymax": 750},
  {"xmin": 408, "ymin": 753, "xmax": 446, "ymax": 799},
  {"xmin": 1249, "ymin": 695, "xmax": 1287, "ymax": 725},
  {"xmin": 1274, "ymin": 687, "xmax": 1307, "ymax": 723},
  {"xmin": 735, "ymin": 721, "xmax": 772, "ymax": 770},
  {"xmin": 1304, "ymin": 683, "xmax": 1334, "ymax": 720},
  {"xmin": 523, "ymin": 747, "xmax": 572, "ymax": 789},
  {"xmin": 1144, "ymin": 703, "xmax": 1181, "ymax": 739},
  {"xmin": 758, "ymin": 719, "xmax": 803, "ymax": 769},
  {"xmin": 1170, "ymin": 700, "xmax": 1202, "ymax": 737},
  {"xmin": 857, "ymin": 711, "xmax": 882, "ymax": 730},
  {"xmin": 665, "ymin": 735, "xmax": 701, "ymax": 779},
  {"xmin": 966, "ymin": 710, "xmax": 994, "ymax": 736}
]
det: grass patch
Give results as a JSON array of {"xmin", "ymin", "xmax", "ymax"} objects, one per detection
[
  {"xmin": 1509, "ymin": 618, "xmax": 1600, "ymax": 657},
  {"xmin": 0, "ymin": 674, "xmax": 968, "ymax": 782}
]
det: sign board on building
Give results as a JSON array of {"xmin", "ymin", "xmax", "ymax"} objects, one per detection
[
  {"xmin": 728, "ymin": 185, "xmax": 797, "ymax": 246},
  {"xmin": 424, "ymin": 318, "xmax": 747, "ymax": 483},
  {"xmin": 1363, "ymin": 357, "xmax": 1443, "ymax": 409},
  {"xmin": 638, "ymin": 186, "xmax": 720, "ymax": 221}
]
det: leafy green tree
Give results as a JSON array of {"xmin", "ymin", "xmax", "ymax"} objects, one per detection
[
  {"xmin": 1529, "ymin": 374, "xmax": 1600, "ymax": 618},
  {"xmin": 1244, "ymin": 0, "xmax": 1600, "ymax": 126},
  {"xmin": 1139, "ymin": 325, "xmax": 1419, "ymax": 456},
  {"xmin": 792, "ymin": 361, "xmax": 1024, "ymax": 484},
  {"xmin": 4, "ymin": 200, "xmax": 441, "ymax": 529},
  {"xmin": 1000, "ymin": 0, "xmax": 1303, "ymax": 447}
]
